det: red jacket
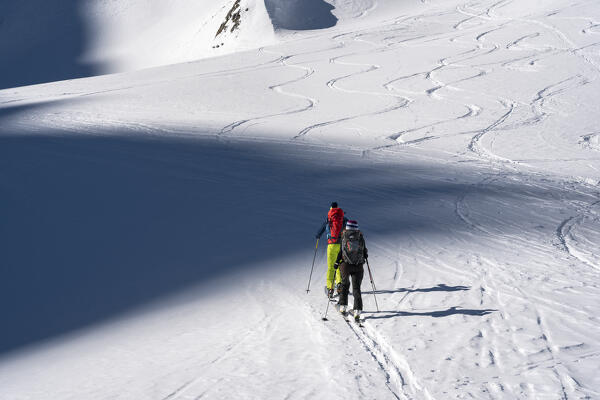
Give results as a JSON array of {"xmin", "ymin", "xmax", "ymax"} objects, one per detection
[{"xmin": 327, "ymin": 207, "xmax": 344, "ymax": 244}]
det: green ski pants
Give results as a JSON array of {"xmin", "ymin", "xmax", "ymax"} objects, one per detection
[{"xmin": 326, "ymin": 243, "xmax": 342, "ymax": 289}]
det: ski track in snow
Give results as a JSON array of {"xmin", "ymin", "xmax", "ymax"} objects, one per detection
[
  {"xmin": 467, "ymin": 100, "xmax": 516, "ymax": 163},
  {"xmin": 371, "ymin": 21, "xmax": 520, "ymax": 151},
  {"xmin": 421, "ymin": 0, "xmax": 599, "ymax": 168},
  {"xmin": 219, "ymin": 44, "xmax": 341, "ymax": 135},
  {"xmin": 318, "ymin": 294, "xmax": 431, "ymax": 399},
  {"xmin": 556, "ymin": 200, "xmax": 600, "ymax": 272},
  {"xmin": 294, "ymin": 30, "xmax": 413, "ymax": 139},
  {"xmin": 351, "ymin": 319, "xmax": 434, "ymax": 400},
  {"xmin": 513, "ymin": 286, "xmax": 585, "ymax": 399},
  {"xmin": 319, "ymin": 243, "xmax": 433, "ymax": 400},
  {"xmin": 306, "ymin": 298, "xmax": 408, "ymax": 400}
]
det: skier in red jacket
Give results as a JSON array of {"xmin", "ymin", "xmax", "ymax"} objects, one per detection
[{"xmin": 316, "ymin": 202, "xmax": 347, "ymax": 298}]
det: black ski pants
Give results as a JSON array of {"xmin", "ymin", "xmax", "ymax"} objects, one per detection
[{"xmin": 338, "ymin": 262, "xmax": 364, "ymax": 311}]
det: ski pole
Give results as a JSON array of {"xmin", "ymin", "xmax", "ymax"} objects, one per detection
[
  {"xmin": 306, "ymin": 238, "xmax": 320, "ymax": 293},
  {"xmin": 366, "ymin": 259, "xmax": 379, "ymax": 312},
  {"xmin": 322, "ymin": 268, "xmax": 337, "ymax": 321}
]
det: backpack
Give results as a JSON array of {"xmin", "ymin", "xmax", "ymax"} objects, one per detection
[
  {"xmin": 327, "ymin": 207, "xmax": 344, "ymax": 243},
  {"xmin": 341, "ymin": 230, "xmax": 365, "ymax": 265}
]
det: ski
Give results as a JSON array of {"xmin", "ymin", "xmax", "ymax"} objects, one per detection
[
  {"xmin": 335, "ymin": 304, "xmax": 364, "ymax": 328},
  {"xmin": 347, "ymin": 315, "xmax": 365, "ymax": 328},
  {"xmin": 345, "ymin": 313, "xmax": 364, "ymax": 328}
]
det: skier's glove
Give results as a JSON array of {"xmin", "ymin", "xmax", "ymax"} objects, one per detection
[{"xmin": 334, "ymin": 262, "xmax": 339, "ymax": 270}]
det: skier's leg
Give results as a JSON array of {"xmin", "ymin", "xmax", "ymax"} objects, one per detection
[
  {"xmin": 351, "ymin": 265, "xmax": 364, "ymax": 311},
  {"xmin": 338, "ymin": 263, "xmax": 350, "ymax": 306},
  {"xmin": 325, "ymin": 243, "xmax": 341, "ymax": 290},
  {"xmin": 334, "ymin": 249, "xmax": 342, "ymax": 287}
]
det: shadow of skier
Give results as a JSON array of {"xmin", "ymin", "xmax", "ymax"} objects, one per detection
[
  {"xmin": 363, "ymin": 284, "xmax": 471, "ymax": 295},
  {"xmin": 365, "ymin": 307, "xmax": 496, "ymax": 319}
]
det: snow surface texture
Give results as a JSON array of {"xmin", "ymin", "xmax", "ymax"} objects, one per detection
[{"xmin": 1, "ymin": 0, "xmax": 600, "ymax": 399}]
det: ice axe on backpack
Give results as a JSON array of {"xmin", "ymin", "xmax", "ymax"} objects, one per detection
[
  {"xmin": 305, "ymin": 238, "xmax": 319, "ymax": 293},
  {"xmin": 366, "ymin": 259, "xmax": 379, "ymax": 312}
]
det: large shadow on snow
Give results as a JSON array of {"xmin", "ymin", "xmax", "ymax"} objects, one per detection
[
  {"xmin": 0, "ymin": 101, "xmax": 575, "ymax": 355},
  {"xmin": 0, "ymin": 0, "xmax": 96, "ymax": 89},
  {"xmin": 264, "ymin": 0, "xmax": 337, "ymax": 31}
]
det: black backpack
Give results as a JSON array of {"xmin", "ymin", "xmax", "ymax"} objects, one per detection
[{"xmin": 341, "ymin": 230, "xmax": 365, "ymax": 265}]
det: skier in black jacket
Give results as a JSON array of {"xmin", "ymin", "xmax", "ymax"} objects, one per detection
[{"xmin": 334, "ymin": 220, "xmax": 368, "ymax": 322}]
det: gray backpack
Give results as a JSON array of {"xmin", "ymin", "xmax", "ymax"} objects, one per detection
[{"xmin": 341, "ymin": 230, "xmax": 365, "ymax": 264}]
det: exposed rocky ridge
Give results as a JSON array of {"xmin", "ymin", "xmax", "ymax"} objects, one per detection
[{"xmin": 216, "ymin": 0, "xmax": 246, "ymax": 38}]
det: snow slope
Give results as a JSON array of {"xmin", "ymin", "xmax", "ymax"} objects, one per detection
[
  {"xmin": 0, "ymin": 0, "xmax": 276, "ymax": 89},
  {"xmin": 1, "ymin": 0, "xmax": 600, "ymax": 399},
  {"xmin": 81, "ymin": 0, "xmax": 276, "ymax": 72}
]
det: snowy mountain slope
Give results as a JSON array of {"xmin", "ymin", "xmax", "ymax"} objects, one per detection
[
  {"xmin": 1, "ymin": 0, "xmax": 600, "ymax": 399},
  {"xmin": 0, "ymin": 0, "xmax": 276, "ymax": 89},
  {"xmin": 0, "ymin": 0, "xmax": 358, "ymax": 90},
  {"xmin": 82, "ymin": 0, "xmax": 276, "ymax": 72}
]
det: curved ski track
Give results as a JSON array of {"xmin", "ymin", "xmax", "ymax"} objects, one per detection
[
  {"xmin": 373, "ymin": 25, "xmax": 509, "ymax": 151},
  {"xmin": 556, "ymin": 200, "xmax": 600, "ymax": 271},
  {"xmin": 467, "ymin": 100, "xmax": 516, "ymax": 163},
  {"xmin": 293, "ymin": 31, "xmax": 413, "ymax": 140},
  {"xmin": 219, "ymin": 44, "xmax": 344, "ymax": 136}
]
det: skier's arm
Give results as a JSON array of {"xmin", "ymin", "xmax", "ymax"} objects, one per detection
[{"xmin": 315, "ymin": 219, "xmax": 327, "ymax": 239}]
